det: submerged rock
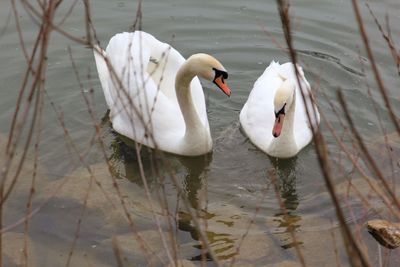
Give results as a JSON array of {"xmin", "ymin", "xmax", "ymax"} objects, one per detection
[
  {"xmin": 42, "ymin": 162, "xmax": 167, "ymax": 230},
  {"xmin": 101, "ymin": 230, "xmax": 174, "ymax": 266},
  {"xmin": 39, "ymin": 161, "xmax": 178, "ymax": 265}
]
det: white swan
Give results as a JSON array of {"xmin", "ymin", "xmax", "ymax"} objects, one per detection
[
  {"xmin": 93, "ymin": 31, "xmax": 231, "ymax": 156},
  {"xmin": 240, "ymin": 61, "xmax": 320, "ymax": 158}
]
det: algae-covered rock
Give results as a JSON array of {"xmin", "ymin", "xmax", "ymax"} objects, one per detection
[
  {"xmin": 99, "ymin": 229, "xmax": 183, "ymax": 266},
  {"xmin": 42, "ymin": 162, "xmax": 167, "ymax": 231}
]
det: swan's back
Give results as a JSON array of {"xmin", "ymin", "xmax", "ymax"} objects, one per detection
[
  {"xmin": 103, "ymin": 32, "xmax": 180, "ymax": 145},
  {"xmin": 106, "ymin": 32, "xmax": 182, "ymax": 100}
]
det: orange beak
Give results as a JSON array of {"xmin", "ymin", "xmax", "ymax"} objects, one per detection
[
  {"xmin": 213, "ymin": 76, "xmax": 231, "ymax": 97},
  {"xmin": 272, "ymin": 113, "xmax": 285, "ymax": 137}
]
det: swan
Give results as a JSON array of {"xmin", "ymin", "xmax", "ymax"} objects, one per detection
[
  {"xmin": 239, "ymin": 61, "xmax": 319, "ymax": 158},
  {"xmin": 93, "ymin": 31, "xmax": 231, "ymax": 156}
]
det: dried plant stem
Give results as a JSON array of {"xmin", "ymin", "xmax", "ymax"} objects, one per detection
[
  {"xmin": 152, "ymin": 155, "xmax": 180, "ymax": 265},
  {"xmin": 229, "ymin": 180, "xmax": 273, "ymax": 267},
  {"xmin": 21, "ymin": 0, "xmax": 89, "ymax": 46},
  {"xmin": 83, "ymin": 0, "xmax": 92, "ymax": 46},
  {"xmin": 320, "ymin": 108, "xmax": 398, "ymax": 218},
  {"xmin": 259, "ymin": 23, "xmax": 288, "ymax": 53},
  {"xmin": 112, "ymin": 236, "xmax": 125, "ymax": 267},
  {"xmin": 270, "ymin": 168, "xmax": 306, "ymax": 266},
  {"xmin": 0, "ymin": 3, "xmax": 57, "ymax": 267},
  {"xmin": 337, "ymin": 91, "xmax": 400, "ymax": 212},
  {"xmin": 358, "ymin": 49, "xmax": 397, "ymax": 202},
  {"xmin": 0, "ymin": 5, "xmax": 11, "ymax": 40},
  {"xmin": 2, "ymin": 70, "xmax": 43, "ymax": 205},
  {"xmin": 65, "ymin": 172, "xmax": 94, "ymax": 267},
  {"xmin": 350, "ymin": 0, "xmax": 400, "ymax": 134},
  {"xmin": 1, "ymin": 0, "xmax": 57, "ymax": 206},
  {"xmin": 57, "ymin": 0, "xmax": 79, "ymax": 27},
  {"xmin": 23, "ymin": 77, "xmax": 44, "ymax": 267},
  {"xmin": 276, "ymin": 1, "xmax": 372, "ymax": 266},
  {"xmin": 330, "ymin": 220, "xmax": 342, "ymax": 267},
  {"xmin": 365, "ymin": 2, "xmax": 400, "ymax": 75},
  {"xmin": 11, "ymin": 0, "xmax": 29, "ymax": 64},
  {"xmin": 67, "ymin": 48, "xmax": 164, "ymax": 265},
  {"xmin": 160, "ymin": 155, "xmax": 222, "ymax": 266},
  {"xmin": 0, "ymin": 164, "xmax": 80, "ymax": 235},
  {"xmin": 48, "ymin": 91, "xmax": 161, "ymax": 265},
  {"xmin": 134, "ymin": 145, "xmax": 176, "ymax": 265},
  {"xmin": 5, "ymin": 20, "xmax": 42, "ymax": 154},
  {"xmin": 131, "ymin": 0, "xmax": 142, "ymax": 31},
  {"xmin": 91, "ymin": 38, "xmax": 213, "ymax": 263}
]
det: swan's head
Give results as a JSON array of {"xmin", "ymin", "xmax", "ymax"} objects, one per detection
[
  {"xmin": 272, "ymin": 79, "xmax": 295, "ymax": 138},
  {"xmin": 187, "ymin": 53, "xmax": 231, "ymax": 97}
]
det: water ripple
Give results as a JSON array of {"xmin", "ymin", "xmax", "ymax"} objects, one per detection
[{"xmin": 297, "ymin": 49, "xmax": 365, "ymax": 77}]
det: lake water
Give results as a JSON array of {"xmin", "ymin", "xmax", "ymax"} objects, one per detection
[{"xmin": 0, "ymin": 0, "xmax": 399, "ymax": 266}]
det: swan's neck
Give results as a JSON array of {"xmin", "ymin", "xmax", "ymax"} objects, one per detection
[
  {"xmin": 268, "ymin": 94, "xmax": 297, "ymax": 157},
  {"xmin": 175, "ymin": 61, "xmax": 210, "ymax": 147}
]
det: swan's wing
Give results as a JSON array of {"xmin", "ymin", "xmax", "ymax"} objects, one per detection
[
  {"xmin": 141, "ymin": 32, "xmax": 182, "ymax": 101},
  {"xmin": 240, "ymin": 61, "xmax": 282, "ymax": 151},
  {"xmin": 277, "ymin": 63, "xmax": 320, "ymax": 149},
  {"xmin": 137, "ymin": 32, "xmax": 208, "ymax": 129},
  {"xmin": 100, "ymin": 32, "xmax": 186, "ymax": 147},
  {"xmin": 110, "ymin": 73, "xmax": 185, "ymax": 149}
]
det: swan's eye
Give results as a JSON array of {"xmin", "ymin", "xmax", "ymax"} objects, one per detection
[
  {"xmin": 275, "ymin": 103, "xmax": 286, "ymax": 118},
  {"xmin": 212, "ymin": 68, "xmax": 228, "ymax": 82}
]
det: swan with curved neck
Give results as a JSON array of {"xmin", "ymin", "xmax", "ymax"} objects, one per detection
[
  {"xmin": 240, "ymin": 61, "xmax": 319, "ymax": 158},
  {"xmin": 175, "ymin": 54, "xmax": 231, "ymax": 154},
  {"xmin": 93, "ymin": 31, "xmax": 231, "ymax": 156}
]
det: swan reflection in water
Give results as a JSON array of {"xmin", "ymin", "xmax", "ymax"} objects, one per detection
[
  {"xmin": 269, "ymin": 156, "xmax": 303, "ymax": 249},
  {"xmin": 104, "ymin": 119, "xmax": 211, "ymax": 206},
  {"xmin": 104, "ymin": 117, "xmax": 241, "ymax": 261}
]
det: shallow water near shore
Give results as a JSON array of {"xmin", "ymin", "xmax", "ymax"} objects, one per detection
[{"xmin": 0, "ymin": 0, "xmax": 399, "ymax": 266}]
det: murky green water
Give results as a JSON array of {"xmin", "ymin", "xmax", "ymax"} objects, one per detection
[{"xmin": 0, "ymin": 0, "xmax": 399, "ymax": 266}]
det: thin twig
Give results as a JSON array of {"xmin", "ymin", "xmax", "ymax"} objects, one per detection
[
  {"xmin": 365, "ymin": 2, "xmax": 400, "ymax": 75},
  {"xmin": 337, "ymin": 90, "xmax": 400, "ymax": 212},
  {"xmin": 112, "ymin": 236, "xmax": 125, "ymax": 267},
  {"xmin": 351, "ymin": 0, "xmax": 400, "ymax": 134},
  {"xmin": 276, "ymin": 1, "xmax": 373, "ymax": 266}
]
